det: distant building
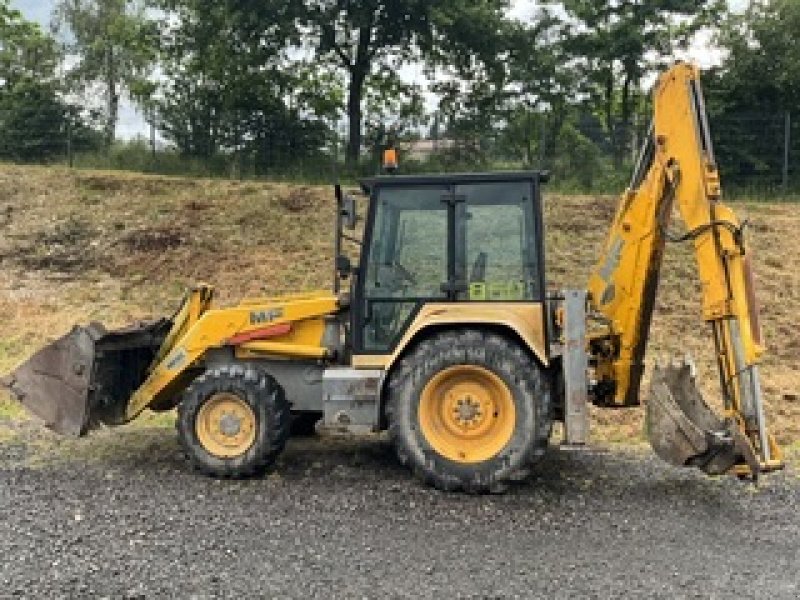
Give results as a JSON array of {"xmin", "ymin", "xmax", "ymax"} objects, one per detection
[{"xmin": 401, "ymin": 138, "xmax": 457, "ymax": 161}]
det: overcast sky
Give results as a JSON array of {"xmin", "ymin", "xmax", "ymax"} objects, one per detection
[{"xmin": 12, "ymin": 0, "xmax": 749, "ymax": 139}]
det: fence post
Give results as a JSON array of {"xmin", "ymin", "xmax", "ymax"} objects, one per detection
[
  {"xmin": 66, "ymin": 121, "xmax": 73, "ymax": 168},
  {"xmin": 783, "ymin": 111, "xmax": 791, "ymax": 191},
  {"xmin": 234, "ymin": 111, "xmax": 241, "ymax": 180},
  {"xmin": 331, "ymin": 125, "xmax": 339, "ymax": 183},
  {"xmin": 538, "ymin": 115, "xmax": 547, "ymax": 169},
  {"xmin": 238, "ymin": 113, "xmax": 244, "ymax": 181},
  {"xmin": 150, "ymin": 107, "xmax": 156, "ymax": 160}
]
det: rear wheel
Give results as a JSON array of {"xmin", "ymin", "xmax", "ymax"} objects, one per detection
[
  {"xmin": 177, "ymin": 364, "xmax": 290, "ymax": 478},
  {"xmin": 387, "ymin": 329, "xmax": 551, "ymax": 493}
]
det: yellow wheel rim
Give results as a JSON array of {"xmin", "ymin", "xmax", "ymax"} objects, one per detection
[
  {"xmin": 418, "ymin": 365, "xmax": 516, "ymax": 464},
  {"xmin": 195, "ymin": 392, "xmax": 257, "ymax": 458}
]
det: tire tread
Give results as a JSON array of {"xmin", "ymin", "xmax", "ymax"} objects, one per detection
[
  {"xmin": 176, "ymin": 364, "xmax": 290, "ymax": 478},
  {"xmin": 387, "ymin": 328, "xmax": 551, "ymax": 493}
]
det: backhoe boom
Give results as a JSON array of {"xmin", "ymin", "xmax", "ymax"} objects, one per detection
[{"xmin": 586, "ymin": 62, "xmax": 781, "ymax": 476}]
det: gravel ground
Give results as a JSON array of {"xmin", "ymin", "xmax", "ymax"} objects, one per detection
[{"xmin": 1, "ymin": 421, "xmax": 799, "ymax": 599}]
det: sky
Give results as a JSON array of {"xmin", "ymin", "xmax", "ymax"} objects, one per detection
[{"xmin": 12, "ymin": 0, "xmax": 750, "ymax": 139}]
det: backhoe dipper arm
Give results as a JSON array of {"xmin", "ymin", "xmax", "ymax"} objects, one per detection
[{"xmin": 586, "ymin": 62, "xmax": 781, "ymax": 473}]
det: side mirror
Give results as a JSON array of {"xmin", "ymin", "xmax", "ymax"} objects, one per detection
[
  {"xmin": 336, "ymin": 254, "xmax": 352, "ymax": 279},
  {"xmin": 342, "ymin": 194, "xmax": 357, "ymax": 230}
]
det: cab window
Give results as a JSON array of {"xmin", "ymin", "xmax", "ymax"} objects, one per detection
[
  {"xmin": 456, "ymin": 181, "xmax": 540, "ymax": 301},
  {"xmin": 362, "ymin": 186, "xmax": 448, "ymax": 352}
]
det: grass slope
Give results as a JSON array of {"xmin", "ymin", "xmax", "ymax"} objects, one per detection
[{"xmin": 0, "ymin": 164, "xmax": 798, "ymax": 449}]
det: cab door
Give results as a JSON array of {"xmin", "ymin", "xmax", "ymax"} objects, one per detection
[
  {"xmin": 356, "ymin": 184, "xmax": 450, "ymax": 354},
  {"xmin": 455, "ymin": 180, "xmax": 543, "ymax": 304}
]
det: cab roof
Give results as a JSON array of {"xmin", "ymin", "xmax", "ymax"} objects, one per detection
[{"xmin": 359, "ymin": 170, "xmax": 549, "ymax": 194}]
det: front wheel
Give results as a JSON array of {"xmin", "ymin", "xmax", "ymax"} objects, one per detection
[
  {"xmin": 387, "ymin": 329, "xmax": 551, "ymax": 493},
  {"xmin": 177, "ymin": 364, "xmax": 290, "ymax": 478}
]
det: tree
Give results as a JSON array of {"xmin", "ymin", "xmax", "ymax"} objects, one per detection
[
  {"xmin": 155, "ymin": 0, "xmax": 330, "ymax": 173},
  {"xmin": 0, "ymin": 1, "xmax": 91, "ymax": 161},
  {"xmin": 560, "ymin": 0, "xmax": 724, "ymax": 165},
  {"xmin": 0, "ymin": 80, "xmax": 76, "ymax": 161},
  {"xmin": 52, "ymin": 0, "xmax": 157, "ymax": 147},
  {"xmin": 0, "ymin": 0, "xmax": 59, "ymax": 86},
  {"xmin": 709, "ymin": 1, "xmax": 800, "ymax": 114},
  {"xmin": 362, "ymin": 70, "xmax": 426, "ymax": 165},
  {"xmin": 429, "ymin": 6, "xmax": 578, "ymax": 171},
  {"xmin": 303, "ymin": 0, "xmax": 510, "ymax": 164},
  {"xmin": 503, "ymin": 9, "xmax": 576, "ymax": 167},
  {"xmin": 705, "ymin": 0, "xmax": 800, "ymax": 188}
]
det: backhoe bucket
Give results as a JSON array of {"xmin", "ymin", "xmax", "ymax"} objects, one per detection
[
  {"xmin": 2, "ymin": 320, "xmax": 170, "ymax": 436},
  {"xmin": 645, "ymin": 358, "xmax": 759, "ymax": 477}
]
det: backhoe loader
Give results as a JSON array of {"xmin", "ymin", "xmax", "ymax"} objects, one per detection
[{"xmin": 2, "ymin": 63, "xmax": 783, "ymax": 491}]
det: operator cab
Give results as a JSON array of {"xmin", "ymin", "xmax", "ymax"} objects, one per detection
[{"xmin": 352, "ymin": 172, "xmax": 548, "ymax": 355}]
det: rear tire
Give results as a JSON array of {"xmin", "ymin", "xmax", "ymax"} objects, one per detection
[
  {"xmin": 387, "ymin": 329, "xmax": 551, "ymax": 493},
  {"xmin": 177, "ymin": 364, "xmax": 290, "ymax": 478}
]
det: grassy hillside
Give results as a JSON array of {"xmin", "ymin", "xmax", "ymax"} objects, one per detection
[{"xmin": 0, "ymin": 164, "xmax": 798, "ymax": 448}]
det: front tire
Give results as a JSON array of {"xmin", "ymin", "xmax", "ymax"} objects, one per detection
[
  {"xmin": 177, "ymin": 364, "xmax": 290, "ymax": 478},
  {"xmin": 387, "ymin": 329, "xmax": 551, "ymax": 493}
]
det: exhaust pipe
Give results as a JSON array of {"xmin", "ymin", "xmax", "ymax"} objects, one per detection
[
  {"xmin": 2, "ymin": 320, "xmax": 170, "ymax": 436},
  {"xmin": 645, "ymin": 357, "xmax": 760, "ymax": 477}
]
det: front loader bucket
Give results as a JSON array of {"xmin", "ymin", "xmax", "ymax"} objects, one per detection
[
  {"xmin": 2, "ymin": 320, "xmax": 170, "ymax": 436},
  {"xmin": 645, "ymin": 358, "xmax": 759, "ymax": 477}
]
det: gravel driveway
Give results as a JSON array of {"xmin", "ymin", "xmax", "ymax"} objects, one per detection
[{"xmin": 1, "ymin": 421, "xmax": 798, "ymax": 599}]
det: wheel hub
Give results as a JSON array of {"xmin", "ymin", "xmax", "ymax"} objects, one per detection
[
  {"xmin": 219, "ymin": 412, "xmax": 243, "ymax": 437},
  {"xmin": 418, "ymin": 365, "xmax": 516, "ymax": 464},
  {"xmin": 454, "ymin": 395, "xmax": 483, "ymax": 427},
  {"xmin": 195, "ymin": 392, "xmax": 256, "ymax": 458}
]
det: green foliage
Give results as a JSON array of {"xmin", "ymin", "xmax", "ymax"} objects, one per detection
[
  {"xmin": 0, "ymin": 79, "xmax": 103, "ymax": 161},
  {"xmin": 719, "ymin": 0, "xmax": 800, "ymax": 111},
  {"xmin": 559, "ymin": 0, "xmax": 724, "ymax": 164},
  {"xmin": 491, "ymin": 11, "xmax": 576, "ymax": 168},
  {"xmin": 705, "ymin": 1, "xmax": 800, "ymax": 191},
  {"xmin": 553, "ymin": 122, "xmax": 608, "ymax": 191},
  {"xmin": 303, "ymin": 0, "xmax": 510, "ymax": 163},
  {"xmin": 53, "ymin": 0, "xmax": 158, "ymax": 144},
  {"xmin": 4, "ymin": 0, "xmax": 799, "ymax": 196},
  {"xmin": 0, "ymin": 79, "xmax": 65, "ymax": 161},
  {"xmin": 425, "ymin": 1, "xmax": 518, "ymax": 146},
  {"xmin": 0, "ymin": 0, "xmax": 59, "ymax": 85},
  {"xmin": 0, "ymin": 1, "xmax": 100, "ymax": 161},
  {"xmin": 154, "ymin": 0, "xmax": 329, "ymax": 174},
  {"xmin": 71, "ymin": 137, "xmax": 339, "ymax": 184}
]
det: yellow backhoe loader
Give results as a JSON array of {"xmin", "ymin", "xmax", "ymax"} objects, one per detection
[{"xmin": 2, "ymin": 63, "xmax": 783, "ymax": 491}]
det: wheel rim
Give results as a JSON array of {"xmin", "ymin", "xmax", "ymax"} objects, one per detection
[
  {"xmin": 418, "ymin": 365, "xmax": 516, "ymax": 464},
  {"xmin": 195, "ymin": 392, "xmax": 257, "ymax": 458}
]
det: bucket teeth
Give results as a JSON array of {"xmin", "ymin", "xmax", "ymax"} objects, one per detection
[{"xmin": 646, "ymin": 357, "xmax": 754, "ymax": 477}]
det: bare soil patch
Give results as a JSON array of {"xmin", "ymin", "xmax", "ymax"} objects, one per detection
[
  {"xmin": 9, "ymin": 215, "xmax": 98, "ymax": 273},
  {"xmin": 279, "ymin": 186, "xmax": 317, "ymax": 212},
  {"xmin": 118, "ymin": 225, "xmax": 187, "ymax": 253}
]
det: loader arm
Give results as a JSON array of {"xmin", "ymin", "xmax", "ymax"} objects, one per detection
[{"xmin": 586, "ymin": 62, "xmax": 782, "ymax": 475}]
